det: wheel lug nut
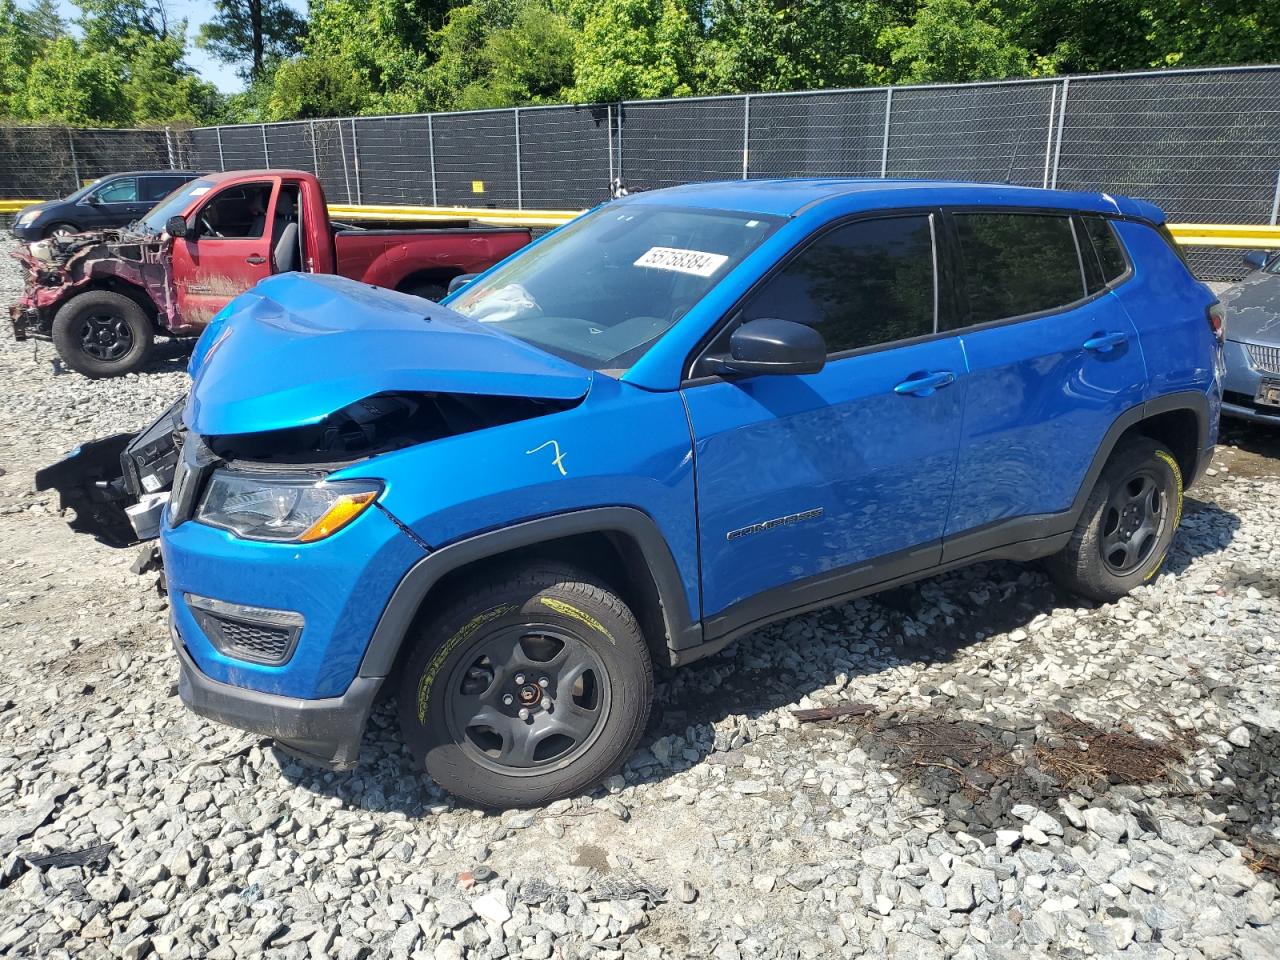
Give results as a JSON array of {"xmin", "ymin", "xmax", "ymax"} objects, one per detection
[
  {"xmin": 514, "ymin": 673, "xmax": 526, "ymax": 685},
  {"xmin": 502, "ymin": 694, "xmax": 514, "ymax": 706},
  {"xmin": 538, "ymin": 677, "xmax": 549, "ymax": 688},
  {"xmin": 518, "ymin": 707, "xmax": 531, "ymax": 721},
  {"xmin": 541, "ymin": 698, "xmax": 553, "ymax": 712}
]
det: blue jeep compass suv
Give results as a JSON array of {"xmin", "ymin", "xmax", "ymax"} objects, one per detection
[{"xmin": 42, "ymin": 179, "xmax": 1223, "ymax": 808}]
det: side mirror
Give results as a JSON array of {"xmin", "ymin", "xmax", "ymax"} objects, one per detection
[
  {"xmin": 716, "ymin": 318, "xmax": 826, "ymax": 376},
  {"xmin": 85, "ymin": 194, "xmax": 102, "ymax": 206},
  {"xmin": 448, "ymin": 273, "xmax": 478, "ymax": 295},
  {"xmin": 1242, "ymin": 249, "xmax": 1270, "ymax": 271},
  {"xmin": 166, "ymin": 216, "xmax": 188, "ymax": 239}
]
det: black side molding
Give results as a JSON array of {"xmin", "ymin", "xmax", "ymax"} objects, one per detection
[{"xmin": 358, "ymin": 506, "xmax": 701, "ymax": 677}]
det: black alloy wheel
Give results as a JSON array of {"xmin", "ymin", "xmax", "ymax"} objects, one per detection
[{"xmin": 444, "ymin": 623, "xmax": 611, "ymax": 774}]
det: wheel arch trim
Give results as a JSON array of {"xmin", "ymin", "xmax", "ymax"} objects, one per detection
[{"xmin": 357, "ymin": 506, "xmax": 701, "ymax": 678}]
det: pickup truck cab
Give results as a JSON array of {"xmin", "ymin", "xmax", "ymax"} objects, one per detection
[
  {"xmin": 40, "ymin": 179, "xmax": 1223, "ymax": 808},
  {"xmin": 9, "ymin": 169, "xmax": 530, "ymax": 378}
]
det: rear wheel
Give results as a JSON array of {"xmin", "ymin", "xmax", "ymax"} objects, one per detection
[
  {"xmin": 1045, "ymin": 437, "xmax": 1183, "ymax": 602},
  {"xmin": 397, "ymin": 563, "xmax": 653, "ymax": 808},
  {"xmin": 51, "ymin": 290, "xmax": 154, "ymax": 378},
  {"xmin": 400, "ymin": 279, "xmax": 448, "ymax": 302}
]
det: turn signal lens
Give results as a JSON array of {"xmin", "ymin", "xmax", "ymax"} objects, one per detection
[{"xmin": 298, "ymin": 490, "xmax": 379, "ymax": 542}]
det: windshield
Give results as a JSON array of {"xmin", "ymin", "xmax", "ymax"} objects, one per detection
[
  {"xmin": 66, "ymin": 177, "xmax": 107, "ymax": 202},
  {"xmin": 449, "ymin": 203, "xmax": 781, "ymax": 371},
  {"xmin": 140, "ymin": 179, "xmax": 215, "ymax": 233}
]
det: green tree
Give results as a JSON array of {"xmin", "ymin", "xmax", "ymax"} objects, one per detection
[
  {"xmin": 701, "ymin": 0, "xmax": 890, "ymax": 93},
  {"xmin": 1140, "ymin": 0, "xmax": 1280, "ymax": 68},
  {"xmin": 24, "ymin": 0, "xmax": 64, "ymax": 39},
  {"xmin": 21, "ymin": 36, "xmax": 129, "ymax": 123},
  {"xmin": 0, "ymin": 0, "xmax": 39, "ymax": 116},
  {"xmin": 570, "ymin": 0, "xmax": 702, "ymax": 102},
  {"xmin": 881, "ymin": 0, "xmax": 1031, "ymax": 83},
  {"xmin": 198, "ymin": 0, "xmax": 307, "ymax": 81},
  {"xmin": 423, "ymin": 0, "xmax": 574, "ymax": 110},
  {"xmin": 266, "ymin": 55, "xmax": 372, "ymax": 118}
]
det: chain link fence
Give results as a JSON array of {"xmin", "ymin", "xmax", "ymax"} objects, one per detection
[
  {"xmin": 0, "ymin": 126, "xmax": 188, "ymax": 199},
  {"xmin": 3, "ymin": 65, "xmax": 1278, "ymax": 279}
]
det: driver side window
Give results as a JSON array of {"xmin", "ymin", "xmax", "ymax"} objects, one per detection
[
  {"xmin": 740, "ymin": 214, "xmax": 937, "ymax": 356},
  {"xmin": 92, "ymin": 178, "xmax": 138, "ymax": 204},
  {"xmin": 195, "ymin": 183, "xmax": 274, "ymax": 240}
]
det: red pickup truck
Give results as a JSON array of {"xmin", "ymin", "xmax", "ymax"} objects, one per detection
[{"xmin": 9, "ymin": 170, "xmax": 531, "ymax": 377}]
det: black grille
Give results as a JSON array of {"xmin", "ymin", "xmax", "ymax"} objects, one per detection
[{"xmin": 192, "ymin": 609, "xmax": 299, "ymax": 665}]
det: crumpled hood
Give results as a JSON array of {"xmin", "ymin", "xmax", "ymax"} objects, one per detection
[
  {"xmin": 1220, "ymin": 270, "xmax": 1280, "ymax": 344},
  {"xmin": 185, "ymin": 273, "xmax": 593, "ymax": 436}
]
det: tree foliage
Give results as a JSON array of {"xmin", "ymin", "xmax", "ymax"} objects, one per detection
[
  {"xmin": 197, "ymin": 0, "xmax": 307, "ymax": 81},
  {"xmin": 0, "ymin": 0, "xmax": 1277, "ymax": 126}
]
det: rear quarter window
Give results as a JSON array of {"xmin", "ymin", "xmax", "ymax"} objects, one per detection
[
  {"xmin": 1079, "ymin": 216, "xmax": 1129, "ymax": 291},
  {"xmin": 950, "ymin": 211, "xmax": 1086, "ymax": 327}
]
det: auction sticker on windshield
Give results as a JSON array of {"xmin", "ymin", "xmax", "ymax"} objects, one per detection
[{"xmin": 634, "ymin": 246, "xmax": 729, "ymax": 277}]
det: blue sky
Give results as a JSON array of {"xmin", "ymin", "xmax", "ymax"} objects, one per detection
[{"xmin": 52, "ymin": 0, "xmax": 309, "ymax": 93}]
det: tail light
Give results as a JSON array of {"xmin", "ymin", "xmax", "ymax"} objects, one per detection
[{"xmin": 1207, "ymin": 301, "xmax": 1225, "ymax": 345}]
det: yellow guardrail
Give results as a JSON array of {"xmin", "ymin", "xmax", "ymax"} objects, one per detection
[
  {"xmin": 328, "ymin": 203, "xmax": 582, "ymax": 228},
  {"xmin": 1167, "ymin": 222, "xmax": 1280, "ymax": 249},
  {"xmin": 3, "ymin": 197, "xmax": 1278, "ymax": 246}
]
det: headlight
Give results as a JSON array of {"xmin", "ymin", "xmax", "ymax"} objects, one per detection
[
  {"xmin": 17, "ymin": 212, "xmax": 40, "ymax": 226},
  {"xmin": 195, "ymin": 471, "xmax": 381, "ymax": 542}
]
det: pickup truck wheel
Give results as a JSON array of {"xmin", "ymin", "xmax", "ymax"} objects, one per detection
[
  {"xmin": 51, "ymin": 291, "xmax": 154, "ymax": 378},
  {"xmin": 397, "ymin": 564, "xmax": 653, "ymax": 808},
  {"xmin": 401, "ymin": 280, "xmax": 448, "ymax": 302},
  {"xmin": 1045, "ymin": 437, "xmax": 1183, "ymax": 603}
]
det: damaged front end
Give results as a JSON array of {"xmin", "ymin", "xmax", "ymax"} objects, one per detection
[
  {"xmin": 35, "ymin": 396, "xmax": 187, "ymax": 548},
  {"xmin": 37, "ymin": 389, "xmax": 575, "ymax": 550},
  {"xmin": 9, "ymin": 229, "xmax": 172, "ymax": 340}
]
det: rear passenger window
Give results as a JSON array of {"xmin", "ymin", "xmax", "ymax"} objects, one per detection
[
  {"xmin": 952, "ymin": 212, "xmax": 1085, "ymax": 325},
  {"xmin": 1079, "ymin": 216, "xmax": 1128, "ymax": 290},
  {"xmin": 741, "ymin": 214, "xmax": 936, "ymax": 355}
]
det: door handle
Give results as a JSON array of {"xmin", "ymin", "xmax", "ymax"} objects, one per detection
[
  {"xmin": 894, "ymin": 371, "xmax": 956, "ymax": 397},
  {"xmin": 245, "ymin": 255, "xmax": 267, "ymax": 265},
  {"xmin": 1083, "ymin": 331, "xmax": 1128, "ymax": 353}
]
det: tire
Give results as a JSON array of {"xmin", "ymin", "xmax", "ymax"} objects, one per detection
[
  {"xmin": 397, "ymin": 563, "xmax": 653, "ymax": 808},
  {"xmin": 1045, "ymin": 436, "xmax": 1184, "ymax": 603},
  {"xmin": 401, "ymin": 280, "xmax": 448, "ymax": 302},
  {"xmin": 51, "ymin": 290, "xmax": 154, "ymax": 378},
  {"xmin": 43, "ymin": 222, "xmax": 78, "ymax": 239}
]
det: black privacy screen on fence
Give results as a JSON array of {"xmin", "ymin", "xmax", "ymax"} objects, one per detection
[{"xmin": 4, "ymin": 65, "xmax": 1279, "ymax": 280}]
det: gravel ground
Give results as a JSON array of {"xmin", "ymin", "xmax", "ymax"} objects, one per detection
[{"xmin": 1, "ymin": 237, "xmax": 1278, "ymax": 960}]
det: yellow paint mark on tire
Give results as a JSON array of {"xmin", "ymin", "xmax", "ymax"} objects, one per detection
[
  {"xmin": 417, "ymin": 603, "xmax": 514, "ymax": 724},
  {"xmin": 1145, "ymin": 449, "xmax": 1185, "ymax": 582},
  {"xmin": 540, "ymin": 597, "xmax": 614, "ymax": 643}
]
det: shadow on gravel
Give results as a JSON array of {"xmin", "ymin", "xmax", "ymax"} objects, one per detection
[
  {"xmin": 46, "ymin": 337, "xmax": 192, "ymax": 377},
  {"xmin": 1162, "ymin": 496, "xmax": 1241, "ymax": 577},
  {"xmin": 1200, "ymin": 723, "xmax": 1280, "ymax": 876},
  {"xmin": 1219, "ymin": 421, "xmax": 1280, "ymax": 470}
]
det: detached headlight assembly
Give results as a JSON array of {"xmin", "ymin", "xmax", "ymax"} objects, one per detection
[{"xmin": 195, "ymin": 472, "xmax": 381, "ymax": 543}]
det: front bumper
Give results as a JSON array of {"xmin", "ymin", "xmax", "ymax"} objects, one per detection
[
  {"xmin": 1222, "ymin": 339, "xmax": 1280, "ymax": 426},
  {"xmin": 171, "ymin": 615, "xmax": 380, "ymax": 769}
]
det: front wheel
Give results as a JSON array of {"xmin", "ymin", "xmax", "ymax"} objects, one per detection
[
  {"xmin": 1045, "ymin": 436, "xmax": 1183, "ymax": 602},
  {"xmin": 51, "ymin": 290, "xmax": 154, "ymax": 378},
  {"xmin": 397, "ymin": 564, "xmax": 653, "ymax": 808},
  {"xmin": 43, "ymin": 222, "xmax": 78, "ymax": 239}
]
